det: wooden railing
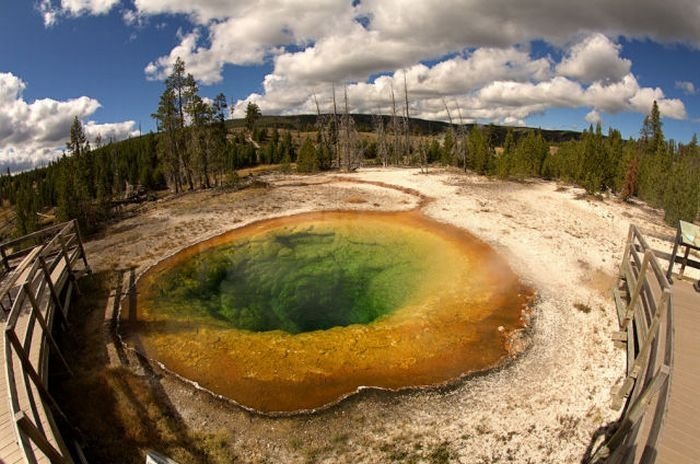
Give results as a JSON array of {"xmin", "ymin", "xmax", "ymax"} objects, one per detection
[
  {"xmin": 587, "ymin": 225, "xmax": 674, "ymax": 463},
  {"xmin": 0, "ymin": 223, "xmax": 71, "ymax": 275},
  {"xmin": 1, "ymin": 220, "xmax": 89, "ymax": 464}
]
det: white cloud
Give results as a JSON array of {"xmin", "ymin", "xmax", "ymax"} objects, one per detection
[
  {"xmin": 37, "ymin": 0, "xmax": 120, "ymax": 26},
  {"xmin": 0, "ymin": 72, "xmax": 137, "ymax": 171},
  {"xmin": 231, "ymin": 53, "xmax": 686, "ymax": 126},
  {"xmin": 675, "ymin": 80, "xmax": 697, "ymax": 95},
  {"xmin": 230, "ymin": 47, "xmax": 554, "ymax": 121},
  {"xmin": 585, "ymin": 110, "xmax": 602, "ymax": 125},
  {"xmin": 143, "ymin": 1, "xmax": 354, "ymax": 84},
  {"xmin": 135, "ymin": 0, "xmax": 700, "ymax": 86},
  {"xmin": 556, "ymin": 33, "xmax": 631, "ymax": 83},
  {"xmin": 36, "ymin": 0, "xmax": 58, "ymax": 27},
  {"xmin": 83, "ymin": 120, "xmax": 138, "ymax": 143},
  {"xmin": 476, "ymin": 73, "xmax": 685, "ymax": 119},
  {"xmin": 145, "ymin": 29, "xmax": 224, "ymax": 84},
  {"xmin": 37, "ymin": 0, "xmax": 698, "ymax": 131}
]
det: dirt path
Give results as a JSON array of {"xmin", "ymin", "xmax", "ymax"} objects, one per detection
[{"xmin": 78, "ymin": 167, "xmax": 679, "ymax": 463}]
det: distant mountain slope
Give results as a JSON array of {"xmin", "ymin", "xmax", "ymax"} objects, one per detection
[{"xmin": 225, "ymin": 114, "xmax": 583, "ymax": 145}]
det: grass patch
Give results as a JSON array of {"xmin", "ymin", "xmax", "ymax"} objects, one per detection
[
  {"xmin": 379, "ymin": 439, "xmax": 457, "ymax": 464},
  {"xmin": 574, "ymin": 302, "xmax": 593, "ymax": 313},
  {"xmin": 427, "ymin": 442, "xmax": 457, "ymax": 464}
]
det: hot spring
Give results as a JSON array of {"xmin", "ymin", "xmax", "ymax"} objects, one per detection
[{"xmin": 124, "ymin": 211, "xmax": 532, "ymax": 413}]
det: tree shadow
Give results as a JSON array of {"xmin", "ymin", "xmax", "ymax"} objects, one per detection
[
  {"xmin": 50, "ymin": 269, "xmax": 235, "ymax": 464},
  {"xmin": 580, "ymin": 420, "xmax": 619, "ymax": 464}
]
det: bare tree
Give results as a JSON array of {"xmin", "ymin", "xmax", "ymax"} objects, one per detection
[
  {"xmin": 455, "ymin": 102, "xmax": 469, "ymax": 172},
  {"xmin": 332, "ymin": 83, "xmax": 340, "ymax": 168},
  {"xmin": 312, "ymin": 93, "xmax": 334, "ymax": 170},
  {"xmin": 419, "ymin": 139, "xmax": 429, "ymax": 174},
  {"xmin": 313, "ymin": 93, "xmax": 327, "ymax": 146},
  {"xmin": 391, "ymin": 84, "xmax": 401, "ymax": 165},
  {"xmin": 403, "ymin": 70, "xmax": 411, "ymax": 162},
  {"xmin": 337, "ymin": 86, "xmax": 360, "ymax": 171},
  {"xmin": 442, "ymin": 99, "xmax": 459, "ymax": 166},
  {"xmin": 374, "ymin": 112, "xmax": 389, "ymax": 167}
]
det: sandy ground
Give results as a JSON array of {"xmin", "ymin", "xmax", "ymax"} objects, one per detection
[{"xmin": 84, "ymin": 167, "xmax": 685, "ymax": 463}]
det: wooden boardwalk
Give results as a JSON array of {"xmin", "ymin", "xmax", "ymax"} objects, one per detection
[
  {"xmin": 0, "ymin": 221, "xmax": 87, "ymax": 464},
  {"xmin": 656, "ymin": 279, "xmax": 700, "ymax": 463}
]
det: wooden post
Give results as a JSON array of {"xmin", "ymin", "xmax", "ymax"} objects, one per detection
[
  {"xmin": 629, "ymin": 310, "xmax": 662, "ymax": 379},
  {"xmin": 38, "ymin": 257, "xmax": 69, "ymax": 330},
  {"xmin": 23, "ymin": 283, "xmax": 73, "ymax": 376},
  {"xmin": 72, "ymin": 219, "xmax": 90, "ymax": 272},
  {"xmin": 619, "ymin": 226, "xmax": 634, "ymax": 279},
  {"xmin": 666, "ymin": 225, "xmax": 681, "ymax": 283},
  {"xmin": 5, "ymin": 328, "xmax": 71, "ymax": 424},
  {"xmin": 623, "ymin": 251, "xmax": 651, "ymax": 325},
  {"xmin": 15, "ymin": 411, "xmax": 69, "ymax": 464},
  {"xmin": 679, "ymin": 246, "xmax": 690, "ymax": 277},
  {"xmin": 592, "ymin": 366, "xmax": 670, "ymax": 462},
  {"xmin": 57, "ymin": 234, "xmax": 80, "ymax": 296},
  {"xmin": 0, "ymin": 246, "xmax": 10, "ymax": 272}
]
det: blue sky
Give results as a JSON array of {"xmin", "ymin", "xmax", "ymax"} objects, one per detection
[{"xmin": 2, "ymin": 0, "xmax": 700, "ymax": 171}]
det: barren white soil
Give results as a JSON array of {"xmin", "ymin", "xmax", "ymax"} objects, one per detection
[{"xmin": 84, "ymin": 167, "xmax": 684, "ymax": 463}]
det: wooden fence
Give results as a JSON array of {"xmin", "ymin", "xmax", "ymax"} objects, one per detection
[
  {"xmin": 587, "ymin": 225, "xmax": 674, "ymax": 463},
  {"xmin": 1, "ymin": 220, "xmax": 88, "ymax": 464}
]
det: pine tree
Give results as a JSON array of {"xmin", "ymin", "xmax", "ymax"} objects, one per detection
[
  {"xmin": 441, "ymin": 129, "xmax": 454, "ymax": 166},
  {"xmin": 245, "ymin": 102, "xmax": 261, "ymax": 133},
  {"xmin": 296, "ymin": 138, "xmax": 319, "ymax": 173},
  {"xmin": 152, "ymin": 58, "xmax": 202, "ymax": 192},
  {"xmin": 604, "ymin": 128, "xmax": 624, "ymax": 192},
  {"xmin": 663, "ymin": 157, "xmax": 700, "ymax": 225},
  {"xmin": 467, "ymin": 125, "xmax": 493, "ymax": 175},
  {"xmin": 496, "ymin": 129, "xmax": 515, "ymax": 178},
  {"xmin": 153, "ymin": 87, "xmax": 182, "ymax": 191},
  {"xmin": 210, "ymin": 93, "xmax": 229, "ymax": 184},
  {"xmin": 638, "ymin": 101, "xmax": 668, "ymax": 206},
  {"xmin": 510, "ymin": 130, "xmax": 548, "ymax": 179},
  {"xmin": 58, "ymin": 118, "xmax": 98, "ymax": 232},
  {"xmin": 581, "ymin": 123, "xmax": 606, "ymax": 194},
  {"xmin": 67, "ymin": 116, "xmax": 95, "ymax": 197},
  {"xmin": 14, "ymin": 180, "xmax": 38, "ymax": 236},
  {"xmin": 620, "ymin": 146, "xmax": 640, "ymax": 201}
]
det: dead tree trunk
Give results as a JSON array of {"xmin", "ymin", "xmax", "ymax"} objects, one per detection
[
  {"xmin": 332, "ymin": 84, "xmax": 340, "ymax": 169},
  {"xmin": 403, "ymin": 70, "xmax": 411, "ymax": 164},
  {"xmin": 391, "ymin": 84, "xmax": 400, "ymax": 165},
  {"xmin": 455, "ymin": 104, "xmax": 468, "ymax": 172},
  {"xmin": 374, "ymin": 113, "xmax": 389, "ymax": 167}
]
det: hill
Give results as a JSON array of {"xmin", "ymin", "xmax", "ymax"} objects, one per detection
[{"xmin": 226, "ymin": 114, "xmax": 583, "ymax": 145}]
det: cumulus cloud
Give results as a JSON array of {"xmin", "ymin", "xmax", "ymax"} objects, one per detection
[
  {"xmin": 675, "ymin": 80, "xmax": 697, "ymax": 95},
  {"xmin": 143, "ymin": 1, "xmax": 354, "ymax": 84},
  {"xmin": 556, "ymin": 33, "xmax": 631, "ymax": 83},
  {"xmin": 585, "ymin": 110, "xmax": 602, "ymax": 125},
  {"xmin": 39, "ymin": 0, "xmax": 698, "ymax": 129},
  {"xmin": 132, "ymin": 0, "xmax": 700, "ymax": 85},
  {"xmin": 0, "ymin": 72, "xmax": 137, "ymax": 172},
  {"xmin": 37, "ymin": 0, "xmax": 120, "ymax": 26},
  {"xmin": 231, "ymin": 45, "xmax": 685, "ymax": 126}
]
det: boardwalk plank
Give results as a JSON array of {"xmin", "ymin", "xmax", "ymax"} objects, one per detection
[{"xmin": 656, "ymin": 280, "xmax": 700, "ymax": 464}]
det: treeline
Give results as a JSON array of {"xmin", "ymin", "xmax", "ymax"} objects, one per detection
[
  {"xmin": 299, "ymin": 100, "xmax": 699, "ymax": 225},
  {"xmin": 1, "ymin": 57, "xmax": 698, "ymax": 238}
]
